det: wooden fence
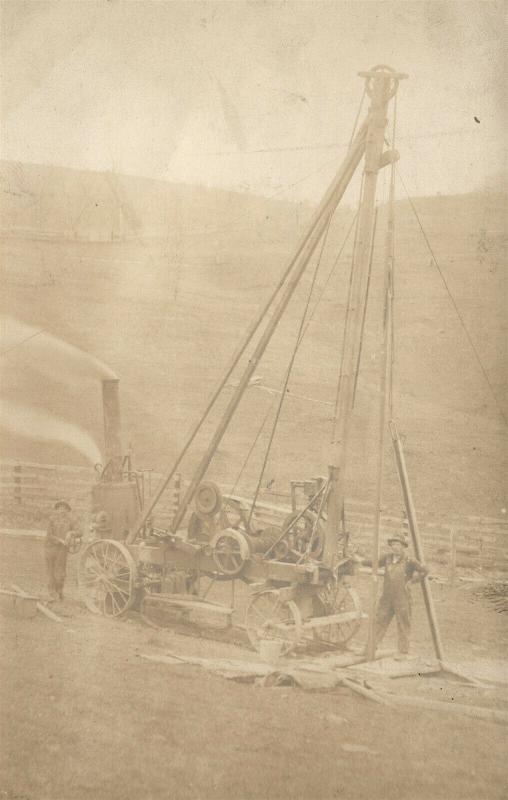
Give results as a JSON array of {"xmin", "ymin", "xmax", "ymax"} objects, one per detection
[
  {"xmin": 0, "ymin": 460, "xmax": 181, "ymax": 527},
  {"xmin": 232, "ymin": 493, "xmax": 508, "ymax": 577},
  {"xmin": 1, "ymin": 460, "xmax": 507, "ymax": 576}
]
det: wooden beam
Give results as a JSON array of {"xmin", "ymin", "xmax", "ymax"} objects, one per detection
[
  {"xmin": 341, "ymin": 676, "xmax": 392, "ymax": 705},
  {"xmin": 12, "ymin": 583, "xmax": 63, "ymax": 624},
  {"xmin": 326, "ymin": 68, "xmax": 404, "ymax": 569},
  {"xmin": 301, "ymin": 610, "xmax": 366, "ymax": 630},
  {"xmin": 389, "ymin": 422, "xmax": 445, "ymax": 661}
]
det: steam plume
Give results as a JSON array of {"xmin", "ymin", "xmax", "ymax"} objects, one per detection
[
  {"xmin": 0, "ymin": 400, "xmax": 102, "ymax": 465},
  {"xmin": 0, "ymin": 316, "xmax": 117, "ymax": 380}
]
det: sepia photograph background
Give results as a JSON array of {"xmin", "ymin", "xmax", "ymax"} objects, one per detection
[{"xmin": 0, "ymin": 2, "xmax": 506, "ymax": 800}]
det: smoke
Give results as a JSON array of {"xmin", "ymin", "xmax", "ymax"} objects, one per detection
[
  {"xmin": 0, "ymin": 316, "xmax": 117, "ymax": 381},
  {"xmin": 0, "ymin": 400, "xmax": 102, "ymax": 465}
]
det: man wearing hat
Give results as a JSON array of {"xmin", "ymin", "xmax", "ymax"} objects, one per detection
[
  {"xmin": 357, "ymin": 532, "xmax": 428, "ymax": 657},
  {"xmin": 45, "ymin": 500, "xmax": 80, "ymax": 601}
]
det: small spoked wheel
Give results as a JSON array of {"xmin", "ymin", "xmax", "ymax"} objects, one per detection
[
  {"xmin": 195, "ymin": 481, "xmax": 223, "ymax": 516},
  {"xmin": 312, "ymin": 584, "xmax": 363, "ymax": 647},
  {"xmin": 245, "ymin": 589, "xmax": 302, "ymax": 655},
  {"xmin": 78, "ymin": 539, "xmax": 137, "ymax": 617}
]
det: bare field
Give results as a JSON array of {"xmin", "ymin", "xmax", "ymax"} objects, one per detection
[
  {"xmin": 1, "ymin": 535, "xmax": 507, "ymax": 800},
  {"xmin": 1, "ymin": 189, "xmax": 507, "ymax": 521}
]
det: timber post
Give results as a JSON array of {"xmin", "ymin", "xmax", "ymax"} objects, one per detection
[
  {"xmin": 13, "ymin": 463, "xmax": 22, "ymax": 505},
  {"xmin": 326, "ymin": 66, "xmax": 407, "ymax": 571},
  {"xmin": 449, "ymin": 527, "xmax": 457, "ymax": 586}
]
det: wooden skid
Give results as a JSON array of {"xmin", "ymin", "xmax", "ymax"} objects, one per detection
[
  {"xmin": 143, "ymin": 593, "xmax": 234, "ymax": 617},
  {"xmin": 301, "ymin": 610, "xmax": 366, "ymax": 630}
]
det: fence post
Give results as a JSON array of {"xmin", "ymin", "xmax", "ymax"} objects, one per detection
[
  {"xmin": 477, "ymin": 533, "xmax": 484, "ymax": 574},
  {"xmin": 13, "ymin": 464, "xmax": 22, "ymax": 505},
  {"xmin": 449, "ymin": 527, "xmax": 457, "ymax": 586},
  {"xmin": 171, "ymin": 473, "xmax": 181, "ymax": 525}
]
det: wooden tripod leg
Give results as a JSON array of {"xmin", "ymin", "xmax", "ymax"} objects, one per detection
[{"xmin": 390, "ymin": 422, "xmax": 445, "ymax": 662}]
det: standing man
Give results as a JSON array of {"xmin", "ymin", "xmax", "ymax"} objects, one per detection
[
  {"xmin": 45, "ymin": 500, "xmax": 80, "ymax": 601},
  {"xmin": 357, "ymin": 534, "xmax": 428, "ymax": 657}
]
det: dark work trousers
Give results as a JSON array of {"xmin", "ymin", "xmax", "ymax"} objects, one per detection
[
  {"xmin": 375, "ymin": 591, "xmax": 412, "ymax": 654},
  {"xmin": 375, "ymin": 559, "xmax": 413, "ymax": 653},
  {"xmin": 45, "ymin": 543, "xmax": 68, "ymax": 596}
]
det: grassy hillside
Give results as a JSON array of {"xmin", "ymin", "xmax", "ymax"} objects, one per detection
[{"xmin": 1, "ymin": 161, "xmax": 506, "ymax": 519}]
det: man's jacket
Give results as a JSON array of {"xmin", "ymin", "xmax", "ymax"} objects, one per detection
[{"xmin": 46, "ymin": 511, "xmax": 79, "ymax": 547}]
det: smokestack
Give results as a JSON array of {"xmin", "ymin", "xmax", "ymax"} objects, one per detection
[{"xmin": 102, "ymin": 379, "xmax": 123, "ymax": 481}]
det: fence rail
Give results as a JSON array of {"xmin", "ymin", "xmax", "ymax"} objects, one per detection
[
  {"xmin": 1, "ymin": 459, "xmax": 507, "ymax": 575},
  {"xmin": 0, "ymin": 460, "xmax": 181, "ymax": 522}
]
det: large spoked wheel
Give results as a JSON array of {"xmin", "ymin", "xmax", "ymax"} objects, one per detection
[
  {"xmin": 312, "ymin": 583, "xmax": 363, "ymax": 647},
  {"xmin": 78, "ymin": 539, "xmax": 137, "ymax": 617},
  {"xmin": 245, "ymin": 590, "xmax": 302, "ymax": 655}
]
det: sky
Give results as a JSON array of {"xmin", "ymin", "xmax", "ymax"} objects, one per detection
[{"xmin": 0, "ymin": 0, "xmax": 506, "ymax": 202}]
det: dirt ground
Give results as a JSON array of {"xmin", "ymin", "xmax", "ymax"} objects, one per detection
[{"xmin": 1, "ymin": 535, "xmax": 507, "ymax": 800}]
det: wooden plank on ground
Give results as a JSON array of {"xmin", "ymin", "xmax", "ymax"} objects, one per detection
[
  {"xmin": 140, "ymin": 651, "xmax": 391, "ymax": 696},
  {"xmin": 353, "ymin": 657, "xmax": 441, "ymax": 679},
  {"xmin": 341, "ymin": 676, "xmax": 392, "ymax": 705},
  {"xmin": 294, "ymin": 648, "xmax": 396, "ymax": 670},
  {"xmin": 140, "ymin": 652, "xmax": 272, "ymax": 679},
  {"xmin": 12, "ymin": 583, "xmax": 63, "ymax": 624},
  {"xmin": 0, "ymin": 588, "xmax": 39, "ymax": 618}
]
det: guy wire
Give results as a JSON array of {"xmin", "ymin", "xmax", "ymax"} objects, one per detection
[{"xmin": 247, "ymin": 211, "xmax": 335, "ymax": 526}]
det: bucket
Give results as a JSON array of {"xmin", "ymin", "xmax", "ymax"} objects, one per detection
[{"xmin": 259, "ymin": 639, "xmax": 284, "ymax": 664}]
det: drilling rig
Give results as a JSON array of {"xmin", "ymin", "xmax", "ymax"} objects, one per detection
[{"xmin": 79, "ymin": 65, "xmax": 442, "ymax": 658}]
